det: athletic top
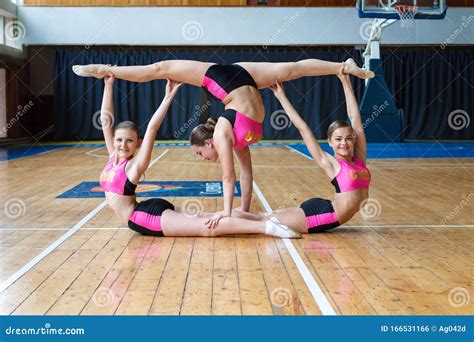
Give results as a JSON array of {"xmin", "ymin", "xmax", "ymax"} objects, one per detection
[
  {"xmin": 221, "ymin": 109, "xmax": 263, "ymax": 150},
  {"xmin": 202, "ymin": 64, "xmax": 258, "ymax": 102},
  {"xmin": 100, "ymin": 155, "xmax": 137, "ymax": 196},
  {"xmin": 331, "ymin": 156, "xmax": 371, "ymax": 193}
]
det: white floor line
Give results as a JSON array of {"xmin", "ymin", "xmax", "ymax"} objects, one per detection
[
  {"xmin": 285, "ymin": 145, "xmax": 313, "ymax": 160},
  {"xmin": 252, "ymin": 181, "xmax": 337, "ymax": 316},
  {"xmin": 85, "ymin": 146, "xmax": 107, "ymax": 158},
  {"xmin": 0, "ymin": 201, "xmax": 107, "ymax": 293},
  {"xmin": 0, "ymin": 149, "xmax": 169, "ymax": 294},
  {"xmin": 148, "ymin": 149, "xmax": 169, "ymax": 167}
]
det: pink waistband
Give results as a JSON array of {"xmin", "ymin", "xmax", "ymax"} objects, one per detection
[
  {"xmin": 202, "ymin": 76, "xmax": 228, "ymax": 101},
  {"xmin": 305, "ymin": 212, "xmax": 338, "ymax": 229},
  {"xmin": 129, "ymin": 210, "xmax": 162, "ymax": 232}
]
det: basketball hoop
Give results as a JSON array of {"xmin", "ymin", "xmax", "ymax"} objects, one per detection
[{"xmin": 395, "ymin": 5, "xmax": 418, "ymax": 28}]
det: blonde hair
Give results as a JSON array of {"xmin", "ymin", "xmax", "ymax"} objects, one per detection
[
  {"xmin": 327, "ymin": 120, "xmax": 352, "ymax": 139},
  {"xmin": 114, "ymin": 121, "xmax": 139, "ymax": 138},
  {"xmin": 190, "ymin": 117, "xmax": 217, "ymax": 146}
]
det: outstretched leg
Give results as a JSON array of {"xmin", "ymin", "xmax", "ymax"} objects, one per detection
[
  {"xmin": 160, "ymin": 210, "xmax": 300, "ymax": 238},
  {"xmin": 197, "ymin": 209, "xmax": 268, "ymax": 221},
  {"xmin": 231, "ymin": 207, "xmax": 309, "ymax": 234},
  {"xmin": 73, "ymin": 60, "xmax": 214, "ymax": 87},
  {"xmin": 273, "ymin": 207, "xmax": 308, "ymax": 234},
  {"xmin": 194, "ymin": 207, "xmax": 307, "ymax": 234},
  {"xmin": 230, "ymin": 209, "xmax": 268, "ymax": 221},
  {"xmin": 237, "ymin": 58, "xmax": 374, "ymax": 88}
]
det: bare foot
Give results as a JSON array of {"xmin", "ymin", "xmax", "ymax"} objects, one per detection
[
  {"xmin": 72, "ymin": 64, "xmax": 108, "ymax": 79},
  {"xmin": 341, "ymin": 58, "xmax": 375, "ymax": 79}
]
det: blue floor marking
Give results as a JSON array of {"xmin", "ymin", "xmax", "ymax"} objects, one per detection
[
  {"xmin": 0, "ymin": 145, "xmax": 69, "ymax": 162},
  {"xmin": 57, "ymin": 181, "xmax": 241, "ymax": 198}
]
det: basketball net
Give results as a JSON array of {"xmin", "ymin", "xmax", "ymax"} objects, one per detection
[{"xmin": 395, "ymin": 5, "xmax": 418, "ymax": 28}]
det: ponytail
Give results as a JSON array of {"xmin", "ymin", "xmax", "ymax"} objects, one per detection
[{"xmin": 190, "ymin": 117, "xmax": 217, "ymax": 146}]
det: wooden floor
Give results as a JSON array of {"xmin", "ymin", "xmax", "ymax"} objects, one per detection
[{"xmin": 0, "ymin": 145, "xmax": 472, "ymax": 315}]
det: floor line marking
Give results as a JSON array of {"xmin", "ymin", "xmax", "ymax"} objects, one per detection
[
  {"xmin": 0, "ymin": 149, "xmax": 169, "ymax": 293},
  {"xmin": 252, "ymin": 181, "xmax": 337, "ymax": 316}
]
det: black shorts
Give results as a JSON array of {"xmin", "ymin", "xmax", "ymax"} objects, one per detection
[
  {"xmin": 202, "ymin": 64, "xmax": 257, "ymax": 102},
  {"xmin": 128, "ymin": 198, "xmax": 175, "ymax": 237},
  {"xmin": 300, "ymin": 198, "xmax": 340, "ymax": 233}
]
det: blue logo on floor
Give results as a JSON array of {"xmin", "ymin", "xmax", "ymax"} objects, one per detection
[{"xmin": 57, "ymin": 181, "xmax": 241, "ymax": 198}]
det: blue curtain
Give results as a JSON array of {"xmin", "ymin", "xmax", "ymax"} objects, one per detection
[
  {"xmin": 53, "ymin": 46, "xmax": 473, "ymax": 141},
  {"xmin": 382, "ymin": 47, "xmax": 473, "ymax": 140}
]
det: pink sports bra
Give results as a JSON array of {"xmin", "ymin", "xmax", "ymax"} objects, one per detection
[
  {"xmin": 99, "ymin": 155, "xmax": 137, "ymax": 196},
  {"xmin": 331, "ymin": 156, "xmax": 371, "ymax": 193}
]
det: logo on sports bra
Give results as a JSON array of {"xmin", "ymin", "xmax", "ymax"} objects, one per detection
[
  {"xmin": 100, "ymin": 170, "xmax": 115, "ymax": 183},
  {"xmin": 350, "ymin": 169, "xmax": 370, "ymax": 180},
  {"xmin": 244, "ymin": 131, "xmax": 262, "ymax": 144}
]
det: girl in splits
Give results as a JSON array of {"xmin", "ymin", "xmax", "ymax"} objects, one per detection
[
  {"xmin": 98, "ymin": 73, "xmax": 300, "ymax": 238},
  {"xmin": 219, "ymin": 64, "xmax": 371, "ymax": 234},
  {"xmin": 74, "ymin": 58, "xmax": 373, "ymax": 228}
]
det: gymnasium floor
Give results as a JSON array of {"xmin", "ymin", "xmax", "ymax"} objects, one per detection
[{"xmin": 0, "ymin": 141, "xmax": 472, "ymax": 315}]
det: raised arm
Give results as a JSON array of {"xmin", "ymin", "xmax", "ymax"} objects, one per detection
[
  {"xmin": 132, "ymin": 79, "xmax": 182, "ymax": 174},
  {"xmin": 338, "ymin": 73, "xmax": 367, "ymax": 163},
  {"xmin": 270, "ymin": 82, "xmax": 337, "ymax": 178},
  {"xmin": 101, "ymin": 74, "xmax": 116, "ymax": 156}
]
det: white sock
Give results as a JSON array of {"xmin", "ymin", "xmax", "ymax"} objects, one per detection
[
  {"xmin": 72, "ymin": 64, "xmax": 105, "ymax": 78},
  {"xmin": 265, "ymin": 220, "xmax": 301, "ymax": 239}
]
